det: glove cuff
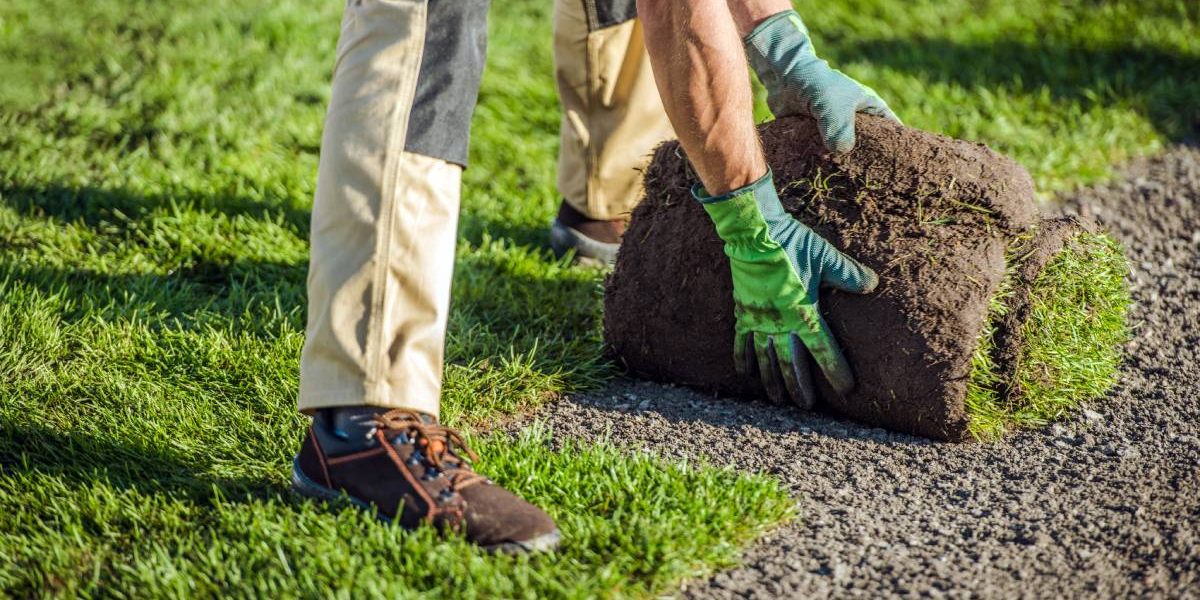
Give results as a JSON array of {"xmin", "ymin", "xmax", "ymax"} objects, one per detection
[
  {"xmin": 694, "ymin": 170, "xmax": 791, "ymax": 249},
  {"xmin": 742, "ymin": 10, "xmax": 811, "ymax": 77},
  {"xmin": 691, "ymin": 169, "xmax": 773, "ymax": 205},
  {"xmin": 742, "ymin": 9, "xmax": 808, "ymax": 46}
]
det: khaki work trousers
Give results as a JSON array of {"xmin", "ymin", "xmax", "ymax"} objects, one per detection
[
  {"xmin": 299, "ymin": 0, "xmax": 670, "ymax": 416},
  {"xmin": 554, "ymin": 0, "xmax": 674, "ymax": 221}
]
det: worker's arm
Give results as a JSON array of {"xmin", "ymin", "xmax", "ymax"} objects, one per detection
[
  {"xmin": 637, "ymin": 0, "xmax": 898, "ymax": 189},
  {"xmin": 636, "ymin": 0, "xmax": 763, "ymax": 195},
  {"xmin": 637, "ymin": 0, "xmax": 878, "ymax": 407}
]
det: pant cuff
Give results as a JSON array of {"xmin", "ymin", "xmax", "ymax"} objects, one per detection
[{"xmin": 297, "ymin": 389, "xmax": 440, "ymax": 419}]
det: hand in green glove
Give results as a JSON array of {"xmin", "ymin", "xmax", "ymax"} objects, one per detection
[
  {"xmin": 744, "ymin": 10, "xmax": 899, "ymax": 153},
  {"xmin": 696, "ymin": 171, "xmax": 877, "ymax": 408}
]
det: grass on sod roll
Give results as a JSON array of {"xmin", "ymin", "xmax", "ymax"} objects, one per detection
[
  {"xmin": 1009, "ymin": 233, "xmax": 1131, "ymax": 429},
  {"xmin": 965, "ymin": 233, "xmax": 1131, "ymax": 439},
  {"xmin": 964, "ymin": 275, "xmax": 1013, "ymax": 441}
]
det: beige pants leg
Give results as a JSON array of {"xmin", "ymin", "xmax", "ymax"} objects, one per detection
[
  {"xmin": 554, "ymin": 0, "xmax": 674, "ymax": 222},
  {"xmin": 299, "ymin": 0, "xmax": 461, "ymax": 417}
]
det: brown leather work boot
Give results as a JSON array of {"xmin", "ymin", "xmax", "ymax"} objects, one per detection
[
  {"xmin": 549, "ymin": 201, "xmax": 626, "ymax": 266},
  {"xmin": 292, "ymin": 408, "xmax": 560, "ymax": 553}
]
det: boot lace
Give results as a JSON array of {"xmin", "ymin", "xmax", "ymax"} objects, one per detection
[{"xmin": 372, "ymin": 409, "xmax": 487, "ymax": 492}]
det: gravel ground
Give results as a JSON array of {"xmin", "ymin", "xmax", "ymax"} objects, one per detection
[{"xmin": 529, "ymin": 145, "xmax": 1200, "ymax": 598}]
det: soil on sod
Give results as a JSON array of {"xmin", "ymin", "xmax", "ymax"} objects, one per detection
[{"xmin": 605, "ymin": 116, "xmax": 1126, "ymax": 440}]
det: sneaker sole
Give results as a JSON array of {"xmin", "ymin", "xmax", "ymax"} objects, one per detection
[
  {"xmin": 291, "ymin": 457, "xmax": 561, "ymax": 554},
  {"xmin": 549, "ymin": 219, "xmax": 619, "ymax": 266}
]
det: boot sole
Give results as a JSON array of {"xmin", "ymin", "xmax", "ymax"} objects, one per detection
[{"xmin": 290, "ymin": 457, "xmax": 561, "ymax": 554}]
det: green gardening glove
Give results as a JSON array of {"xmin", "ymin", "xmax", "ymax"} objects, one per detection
[
  {"xmin": 695, "ymin": 171, "xmax": 878, "ymax": 408},
  {"xmin": 744, "ymin": 10, "xmax": 899, "ymax": 153}
]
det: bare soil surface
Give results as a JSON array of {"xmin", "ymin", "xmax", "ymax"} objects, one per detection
[
  {"xmin": 607, "ymin": 116, "xmax": 1041, "ymax": 440},
  {"xmin": 532, "ymin": 145, "xmax": 1200, "ymax": 597}
]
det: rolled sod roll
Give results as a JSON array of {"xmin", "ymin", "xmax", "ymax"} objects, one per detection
[{"xmin": 604, "ymin": 116, "xmax": 1129, "ymax": 441}]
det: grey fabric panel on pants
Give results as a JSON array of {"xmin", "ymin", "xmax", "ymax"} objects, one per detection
[
  {"xmin": 584, "ymin": 0, "xmax": 637, "ymax": 31},
  {"xmin": 404, "ymin": 0, "xmax": 490, "ymax": 167}
]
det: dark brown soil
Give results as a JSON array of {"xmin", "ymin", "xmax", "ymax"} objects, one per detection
[{"xmin": 605, "ymin": 115, "xmax": 1038, "ymax": 440}]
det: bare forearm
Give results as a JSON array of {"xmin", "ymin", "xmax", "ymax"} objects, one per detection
[{"xmin": 637, "ymin": 0, "xmax": 765, "ymax": 195}]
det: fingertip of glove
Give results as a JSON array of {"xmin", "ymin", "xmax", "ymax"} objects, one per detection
[
  {"xmin": 837, "ymin": 261, "xmax": 879, "ymax": 294},
  {"xmin": 874, "ymin": 108, "xmax": 903, "ymax": 127},
  {"xmin": 858, "ymin": 96, "xmax": 902, "ymax": 128},
  {"xmin": 818, "ymin": 116, "xmax": 857, "ymax": 154},
  {"xmin": 828, "ymin": 371, "xmax": 856, "ymax": 396},
  {"xmin": 861, "ymin": 267, "xmax": 880, "ymax": 293}
]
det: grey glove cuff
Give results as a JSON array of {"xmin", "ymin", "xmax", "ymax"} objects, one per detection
[
  {"xmin": 742, "ymin": 9, "xmax": 809, "ymax": 46},
  {"xmin": 741, "ymin": 9, "xmax": 824, "ymax": 119},
  {"xmin": 691, "ymin": 169, "xmax": 774, "ymax": 205},
  {"xmin": 742, "ymin": 10, "xmax": 812, "ymax": 79}
]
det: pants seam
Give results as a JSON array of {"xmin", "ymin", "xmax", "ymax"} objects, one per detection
[
  {"xmin": 584, "ymin": 18, "xmax": 599, "ymax": 216},
  {"xmin": 583, "ymin": 0, "xmax": 600, "ymax": 32},
  {"xmin": 366, "ymin": 0, "xmax": 429, "ymax": 405}
]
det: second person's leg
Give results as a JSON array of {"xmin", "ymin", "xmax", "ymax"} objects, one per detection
[{"xmin": 550, "ymin": 0, "xmax": 674, "ymax": 264}]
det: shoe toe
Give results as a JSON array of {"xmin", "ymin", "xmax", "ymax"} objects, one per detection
[{"xmin": 459, "ymin": 483, "xmax": 559, "ymax": 552}]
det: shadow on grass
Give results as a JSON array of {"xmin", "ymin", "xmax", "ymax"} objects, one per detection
[
  {"xmin": 836, "ymin": 38, "xmax": 1200, "ymax": 140},
  {"xmin": 459, "ymin": 209, "xmax": 556, "ymax": 251},
  {"xmin": 0, "ymin": 180, "xmax": 605, "ymax": 362},
  {"xmin": 0, "ymin": 182, "xmax": 562, "ymax": 258},
  {"xmin": 0, "ymin": 258, "xmax": 307, "ymax": 334},
  {"xmin": 0, "ymin": 183, "xmax": 312, "ymax": 236},
  {"xmin": 0, "ymin": 419, "xmax": 283, "ymax": 504}
]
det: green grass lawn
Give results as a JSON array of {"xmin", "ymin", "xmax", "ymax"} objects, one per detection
[{"xmin": 0, "ymin": 0, "xmax": 1196, "ymax": 596}]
